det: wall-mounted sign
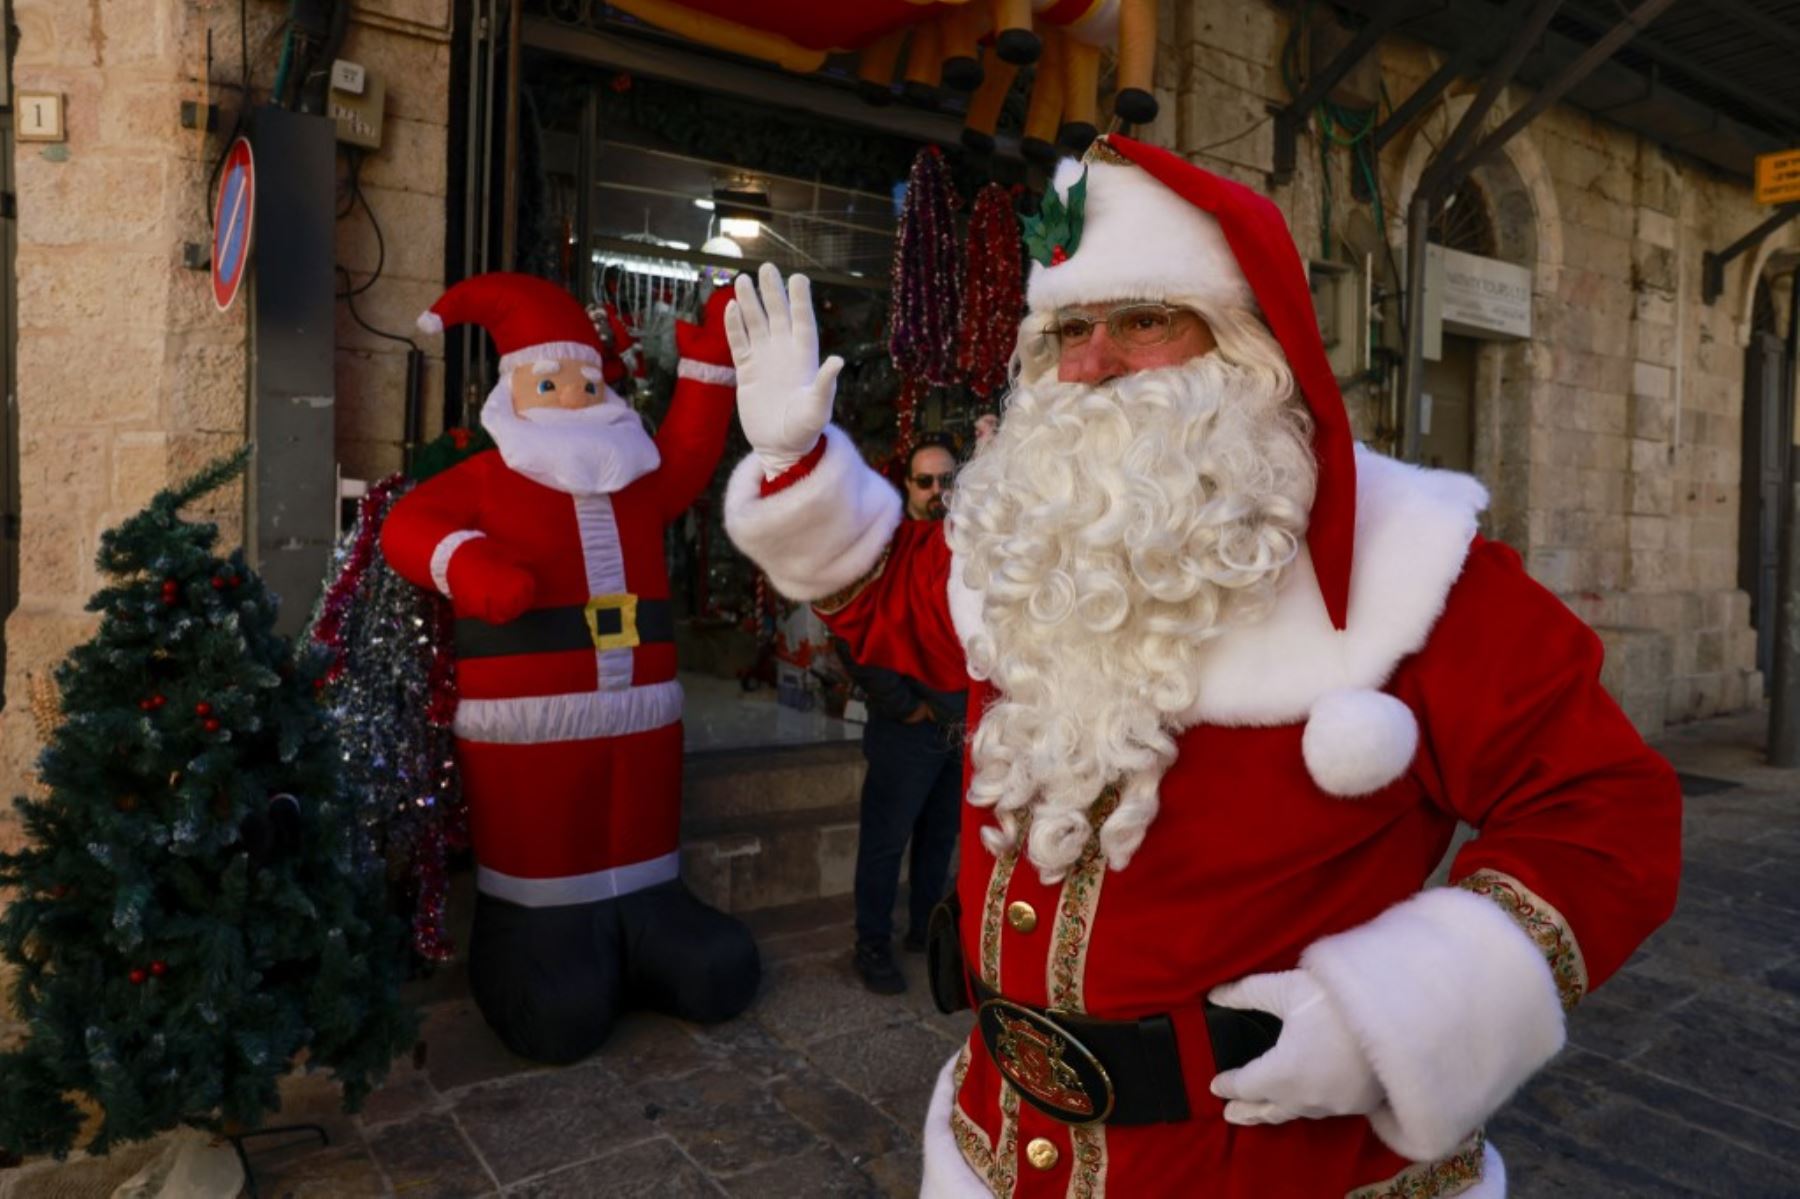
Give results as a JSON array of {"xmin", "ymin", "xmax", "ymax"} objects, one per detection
[
  {"xmin": 1422, "ymin": 244, "xmax": 1532, "ymax": 358},
  {"xmin": 16, "ymin": 92, "xmax": 65, "ymax": 143},
  {"xmin": 1755, "ymin": 149, "xmax": 1800, "ymax": 206},
  {"xmin": 211, "ymin": 136, "xmax": 255, "ymax": 312}
]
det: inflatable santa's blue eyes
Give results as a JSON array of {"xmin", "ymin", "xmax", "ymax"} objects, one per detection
[
  {"xmin": 537, "ymin": 379, "xmax": 555, "ymax": 394},
  {"xmin": 585, "ymin": 381, "xmax": 597, "ymax": 395}
]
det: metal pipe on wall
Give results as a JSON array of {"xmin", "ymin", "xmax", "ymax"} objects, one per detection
[{"xmin": 501, "ymin": 0, "xmax": 523, "ymax": 272}]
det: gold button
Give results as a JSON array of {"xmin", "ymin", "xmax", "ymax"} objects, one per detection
[
  {"xmin": 1006, "ymin": 900, "xmax": 1038, "ymax": 933},
  {"xmin": 1026, "ymin": 1136, "xmax": 1060, "ymax": 1170}
]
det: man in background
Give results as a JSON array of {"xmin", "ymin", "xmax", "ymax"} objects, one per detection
[{"xmin": 839, "ymin": 435, "xmax": 966, "ymax": 994}]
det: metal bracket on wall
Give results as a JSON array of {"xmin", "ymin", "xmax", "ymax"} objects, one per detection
[
  {"xmin": 1702, "ymin": 204, "xmax": 1800, "ymax": 305},
  {"xmin": 1270, "ymin": 0, "xmax": 1414, "ymax": 187}
]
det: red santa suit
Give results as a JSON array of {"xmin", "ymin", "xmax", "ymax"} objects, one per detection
[
  {"xmin": 384, "ymin": 273, "xmax": 758, "ymax": 1062},
  {"xmin": 722, "ymin": 139, "xmax": 1680, "ymax": 1197}
]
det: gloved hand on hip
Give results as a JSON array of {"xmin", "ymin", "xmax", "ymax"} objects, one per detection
[
  {"xmin": 724, "ymin": 262, "xmax": 844, "ymax": 479},
  {"xmin": 1207, "ymin": 968, "xmax": 1384, "ymax": 1125}
]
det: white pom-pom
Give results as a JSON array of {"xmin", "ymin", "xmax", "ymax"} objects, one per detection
[
  {"xmin": 1302, "ymin": 689, "xmax": 1419, "ymax": 798},
  {"xmin": 416, "ymin": 310, "xmax": 444, "ymax": 335}
]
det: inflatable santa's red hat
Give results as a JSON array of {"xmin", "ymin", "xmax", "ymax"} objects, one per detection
[{"xmin": 418, "ymin": 272, "xmax": 619, "ymax": 379}]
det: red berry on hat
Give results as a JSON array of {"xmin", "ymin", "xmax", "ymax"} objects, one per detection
[{"xmin": 1050, "ymin": 245, "xmax": 1068, "ymax": 266}]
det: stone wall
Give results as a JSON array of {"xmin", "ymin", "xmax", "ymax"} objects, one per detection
[
  {"xmin": 0, "ymin": 0, "xmax": 452, "ymax": 984},
  {"xmin": 1157, "ymin": 0, "xmax": 1778, "ymax": 734}
]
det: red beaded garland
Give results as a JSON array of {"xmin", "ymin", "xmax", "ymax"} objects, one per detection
[{"xmin": 956, "ymin": 183, "xmax": 1026, "ymax": 400}]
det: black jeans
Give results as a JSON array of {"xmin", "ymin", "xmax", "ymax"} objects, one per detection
[{"xmin": 853, "ymin": 715, "xmax": 962, "ymax": 946}]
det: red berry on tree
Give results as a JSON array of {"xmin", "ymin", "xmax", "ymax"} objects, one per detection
[
  {"xmin": 128, "ymin": 968, "xmax": 147, "ymax": 985},
  {"xmin": 152, "ymin": 694, "xmax": 166, "ymax": 709},
  {"xmin": 139, "ymin": 698, "xmax": 154, "ymax": 711},
  {"xmin": 195, "ymin": 702, "xmax": 212, "ymax": 717},
  {"xmin": 211, "ymin": 576, "xmax": 226, "ymax": 590},
  {"xmin": 203, "ymin": 718, "xmax": 221, "ymax": 733},
  {"xmin": 149, "ymin": 960, "xmax": 168, "ymax": 977}
]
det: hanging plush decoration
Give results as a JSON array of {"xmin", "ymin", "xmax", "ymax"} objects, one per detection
[
  {"xmin": 889, "ymin": 144, "xmax": 963, "ymax": 390},
  {"xmin": 956, "ymin": 183, "xmax": 1025, "ymax": 399}
]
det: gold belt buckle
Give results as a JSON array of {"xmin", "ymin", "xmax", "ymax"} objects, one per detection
[
  {"xmin": 976, "ymin": 997, "xmax": 1115, "ymax": 1125},
  {"xmin": 584, "ymin": 593, "xmax": 640, "ymax": 651}
]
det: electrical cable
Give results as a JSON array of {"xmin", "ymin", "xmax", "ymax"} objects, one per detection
[{"xmin": 334, "ymin": 148, "xmax": 419, "ymax": 350}]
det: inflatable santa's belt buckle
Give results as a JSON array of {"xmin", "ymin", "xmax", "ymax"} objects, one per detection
[{"xmin": 976, "ymin": 997, "xmax": 1116, "ymax": 1125}]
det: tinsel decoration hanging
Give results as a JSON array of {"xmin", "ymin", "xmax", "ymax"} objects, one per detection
[
  {"xmin": 306, "ymin": 476, "xmax": 467, "ymax": 963},
  {"xmin": 956, "ymin": 184, "xmax": 1025, "ymax": 400},
  {"xmin": 888, "ymin": 144, "xmax": 963, "ymax": 390}
]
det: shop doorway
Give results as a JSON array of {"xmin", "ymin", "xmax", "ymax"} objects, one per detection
[
  {"xmin": 1418, "ymin": 333, "xmax": 1477, "ymax": 472},
  {"xmin": 1740, "ymin": 276, "xmax": 1795, "ymax": 685}
]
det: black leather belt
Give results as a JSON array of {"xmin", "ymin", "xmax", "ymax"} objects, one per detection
[
  {"xmin": 455, "ymin": 595, "xmax": 674, "ymax": 659},
  {"xmin": 967, "ymin": 969, "xmax": 1191, "ymax": 1126},
  {"xmin": 927, "ymin": 894, "xmax": 1283, "ymax": 1127}
]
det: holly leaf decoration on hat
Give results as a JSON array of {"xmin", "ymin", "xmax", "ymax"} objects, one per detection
[{"xmin": 1022, "ymin": 167, "xmax": 1087, "ymax": 268}]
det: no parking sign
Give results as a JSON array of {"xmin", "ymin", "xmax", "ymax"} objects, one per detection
[{"xmin": 212, "ymin": 136, "xmax": 255, "ymax": 312}]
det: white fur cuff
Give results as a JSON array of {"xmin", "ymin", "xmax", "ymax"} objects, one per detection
[
  {"xmin": 1301, "ymin": 887, "xmax": 1566, "ymax": 1162},
  {"xmin": 722, "ymin": 424, "xmax": 902, "ymax": 603}
]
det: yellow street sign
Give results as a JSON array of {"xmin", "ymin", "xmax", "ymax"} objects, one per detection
[{"xmin": 1756, "ymin": 149, "xmax": 1800, "ymax": 206}]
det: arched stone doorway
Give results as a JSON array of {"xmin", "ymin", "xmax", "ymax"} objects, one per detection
[{"xmin": 1738, "ymin": 272, "xmax": 1794, "ymax": 685}]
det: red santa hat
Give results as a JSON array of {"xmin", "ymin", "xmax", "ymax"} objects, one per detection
[
  {"xmin": 417, "ymin": 272, "xmax": 616, "ymax": 378},
  {"xmin": 1025, "ymin": 134, "xmax": 1358, "ymax": 632}
]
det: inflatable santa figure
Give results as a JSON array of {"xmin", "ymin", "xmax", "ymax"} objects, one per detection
[
  {"xmin": 721, "ymin": 139, "xmax": 1680, "ymax": 1196},
  {"xmin": 383, "ymin": 272, "xmax": 758, "ymax": 1063}
]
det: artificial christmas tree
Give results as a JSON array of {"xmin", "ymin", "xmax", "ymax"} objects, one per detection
[{"xmin": 0, "ymin": 450, "xmax": 415, "ymax": 1158}]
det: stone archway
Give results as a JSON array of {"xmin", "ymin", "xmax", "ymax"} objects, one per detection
[{"xmin": 1393, "ymin": 90, "xmax": 1557, "ymax": 550}]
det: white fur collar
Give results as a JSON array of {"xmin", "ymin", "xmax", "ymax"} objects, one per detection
[{"xmin": 948, "ymin": 446, "xmax": 1488, "ymax": 728}]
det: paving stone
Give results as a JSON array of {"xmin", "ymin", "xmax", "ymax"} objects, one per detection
[
  {"xmin": 357, "ymin": 1064, "xmax": 441, "ymax": 1127},
  {"xmin": 366, "ymin": 1112, "xmax": 495, "ymax": 1198},
  {"xmin": 635, "ymin": 1065, "xmax": 818, "ymax": 1175},
  {"xmin": 1565, "ymin": 992, "xmax": 1680, "ymax": 1061},
  {"xmin": 690, "ymin": 1015, "xmax": 809, "ymax": 1081},
  {"xmin": 453, "ymin": 1062, "xmax": 657, "ymax": 1185},
  {"xmin": 752, "ymin": 956, "xmax": 918, "ymax": 1048},
  {"xmin": 807, "ymin": 1019, "xmax": 961, "ymax": 1108},
  {"xmin": 1549, "ymin": 1048, "xmax": 1800, "ymax": 1163},
  {"xmin": 1628, "ymin": 992, "xmax": 1800, "ymax": 1116},
  {"xmin": 1491, "ymin": 1113, "xmax": 1718, "ymax": 1198},
  {"xmin": 770, "ymin": 1063, "xmax": 914, "ymax": 1161},
  {"xmin": 418, "ymin": 999, "xmax": 543, "ymax": 1093},
  {"xmin": 862, "ymin": 1147, "xmax": 925, "ymax": 1198},
  {"xmin": 600, "ymin": 1011, "xmax": 718, "ymax": 1082},
  {"xmin": 1589, "ymin": 961, "xmax": 1699, "ymax": 1014},
  {"xmin": 718, "ymin": 1145, "xmax": 881, "ymax": 1197},
  {"xmin": 253, "ymin": 1143, "xmax": 390, "ymax": 1198},
  {"xmin": 501, "ymin": 1137, "xmax": 719, "ymax": 1198}
]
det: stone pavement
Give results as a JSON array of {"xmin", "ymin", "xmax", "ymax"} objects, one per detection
[{"xmin": 3, "ymin": 710, "xmax": 1798, "ymax": 1198}]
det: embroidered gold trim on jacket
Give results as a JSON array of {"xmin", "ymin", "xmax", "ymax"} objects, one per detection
[
  {"xmin": 1345, "ymin": 1131, "xmax": 1486, "ymax": 1199},
  {"xmin": 992, "ymin": 1082, "xmax": 1022, "ymax": 1196},
  {"xmin": 811, "ymin": 542, "xmax": 892, "ymax": 615},
  {"xmin": 1048, "ymin": 788, "xmax": 1117, "ymax": 1197},
  {"xmin": 950, "ymin": 1042, "xmax": 995, "ymax": 1179},
  {"xmin": 980, "ymin": 813, "xmax": 1030, "ymax": 989},
  {"xmin": 1067, "ymin": 1125, "xmax": 1105, "ymax": 1199},
  {"xmin": 1457, "ymin": 869, "xmax": 1589, "ymax": 1012}
]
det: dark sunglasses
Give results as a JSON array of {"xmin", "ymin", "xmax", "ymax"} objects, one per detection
[{"xmin": 909, "ymin": 473, "xmax": 956, "ymax": 490}]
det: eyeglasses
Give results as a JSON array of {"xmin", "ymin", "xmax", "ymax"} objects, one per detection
[
  {"xmin": 1040, "ymin": 303, "xmax": 1197, "ymax": 351},
  {"xmin": 909, "ymin": 473, "xmax": 956, "ymax": 490}
]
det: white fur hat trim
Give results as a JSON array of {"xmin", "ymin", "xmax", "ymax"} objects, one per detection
[
  {"xmin": 1026, "ymin": 157, "xmax": 1255, "ymax": 315},
  {"xmin": 1302, "ymin": 689, "xmax": 1420, "ymax": 798}
]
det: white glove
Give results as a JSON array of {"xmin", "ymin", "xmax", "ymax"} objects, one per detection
[
  {"xmin": 724, "ymin": 262, "xmax": 845, "ymax": 479},
  {"xmin": 1207, "ymin": 969, "xmax": 1384, "ymax": 1126}
]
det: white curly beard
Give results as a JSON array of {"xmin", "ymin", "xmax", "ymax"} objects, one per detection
[{"xmin": 947, "ymin": 352, "xmax": 1317, "ymax": 882}]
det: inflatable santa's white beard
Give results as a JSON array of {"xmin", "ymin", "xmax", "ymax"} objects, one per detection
[{"xmin": 480, "ymin": 380, "xmax": 661, "ymax": 496}]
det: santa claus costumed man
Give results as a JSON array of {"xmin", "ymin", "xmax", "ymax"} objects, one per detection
[
  {"xmin": 382, "ymin": 272, "xmax": 760, "ymax": 1063},
  {"xmin": 722, "ymin": 136, "xmax": 1680, "ymax": 1197}
]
